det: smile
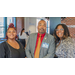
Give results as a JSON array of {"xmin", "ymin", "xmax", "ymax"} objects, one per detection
[{"xmin": 58, "ymin": 33, "xmax": 63, "ymax": 35}]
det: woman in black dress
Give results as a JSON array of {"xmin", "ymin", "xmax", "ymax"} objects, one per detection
[{"xmin": 0, "ymin": 23, "xmax": 26, "ymax": 58}]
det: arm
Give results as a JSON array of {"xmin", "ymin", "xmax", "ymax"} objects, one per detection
[
  {"xmin": 0, "ymin": 43, "xmax": 6, "ymax": 58},
  {"xmin": 66, "ymin": 43, "xmax": 74, "ymax": 58},
  {"xmin": 56, "ymin": 39, "xmax": 74, "ymax": 58},
  {"xmin": 44, "ymin": 37, "xmax": 55, "ymax": 58},
  {"xmin": 25, "ymin": 36, "xmax": 32, "ymax": 58}
]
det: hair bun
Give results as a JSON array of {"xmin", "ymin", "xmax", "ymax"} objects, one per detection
[{"xmin": 9, "ymin": 23, "xmax": 14, "ymax": 28}]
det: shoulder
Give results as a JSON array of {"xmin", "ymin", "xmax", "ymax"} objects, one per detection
[
  {"xmin": 29, "ymin": 33, "xmax": 37, "ymax": 36},
  {"xmin": 62, "ymin": 37, "xmax": 73, "ymax": 44},
  {"xmin": 60, "ymin": 37, "xmax": 74, "ymax": 48},
  {"xmin": 0, "ymin": 41, "xmax": 8, "ymax": 49},
  {"xmin": 46, "ymin": 33, "xmax": 54, "ymax": 39},
  {"xmin": 22, "ymin": 32, "xmax": 25, "ymax": 34},
  {"xmin": 0, "ymin": 41, "xmax": 6, "ymax": 46},
  {"xmin": 29, "ymin": 33, "xmax": 37, "ymax": 37}
]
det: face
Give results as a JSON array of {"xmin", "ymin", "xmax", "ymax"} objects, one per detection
[
  {"xmin": 7, "ymin": 28, "xmax": 17, "ymax": 40},
  {"xmin": 56, "ymin": 25, "xmax": 64, "ymax": 39},
  {"xmin": 22, "ymin": 30, "xmax": 25, "ymax": 32},
  {"xmin": 37, "ymin": 20, "xmax": 46, "ymax": 34}
]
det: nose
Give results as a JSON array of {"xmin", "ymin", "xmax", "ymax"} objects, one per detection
[
  {"xmin": 59, "ymin": 29, "xmax": 61, "ymax": 32},
  {"xmin": 41, "ymin": 25, "xmax": 44, "ymax": 28},
  {"xmin": 58, "ymin": 29, "xmax": 62, "ymax": 32},
  {"xmin": 10, "ymin": 32, "xmax": 14, "ymax": 34}
]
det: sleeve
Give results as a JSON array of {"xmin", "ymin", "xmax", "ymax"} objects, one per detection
[
  {"xmin": 56, "ymin": 40, "xmax": 74, "ymax": 58},
  {"xmin": 66, "ymin": 42, "xmax": 74, "ymax": 58},
  {"xmin": 56, "ymin": 44, "xmax": 68, "ymax": 58},
  {"xmin": 0, "ymin": 43, "xmax": 6, "ymax": 58},
  {"xmin": 43, "ymin": 36, "xmax": 55, "ymax": 58},
  {"xmin": 25, "ymin": 36, "xmax": 32, "ymax": 58}
]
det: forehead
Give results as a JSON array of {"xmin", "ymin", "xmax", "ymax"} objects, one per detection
[
  {"xmin": 38, "ymin": 20, "xmax": 46, "ymax": 25},
  {"xmin": 7, "ymin": 28, "xmax": 16, "ymax": 31},
  {"xmin": 57, "ymin": 25, "xmax": 64, "ymax": 29}
]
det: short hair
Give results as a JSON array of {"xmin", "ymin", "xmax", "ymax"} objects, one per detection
[
  {"xmin": 53, "ymin": 24, "xmax": 70, "ymax": 44},
  {"xmin": 38, "ymin": 19, "xmax": 46, "ymax": 25}
]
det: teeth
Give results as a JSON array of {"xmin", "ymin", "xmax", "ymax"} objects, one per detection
[
  {"xmin": 58, "ymin": 33, "xmax": 62, "ymax": 35},
  {"xmin": 10, "ymin": 35, "xmax": 14, "ymax": 36}
]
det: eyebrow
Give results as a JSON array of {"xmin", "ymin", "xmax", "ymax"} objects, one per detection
[
  {"xmin": 39, "ymin": 23, "xmax": 46, "ymax": 24},
  {"xmin": 39, "ymin": 23, "xmax": 41, "ymax": 24}
]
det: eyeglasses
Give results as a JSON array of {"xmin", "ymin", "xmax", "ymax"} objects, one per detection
[{"xmin": 56, "ymin": 29, "xmax": 64, "ymax": 31}]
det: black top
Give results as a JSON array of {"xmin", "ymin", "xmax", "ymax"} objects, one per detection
[{"xmin": 0, "ymin": 40, "xmax": 26, "ymax": 58}]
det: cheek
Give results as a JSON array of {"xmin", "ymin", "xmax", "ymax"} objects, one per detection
[
  {"xmin": 7, "ymin": 33, "xmax": 16, "ymax": 36},
  {"xmin": 39, "ymin": 27, "xmax": 41, "ymax": 29},
  {"xmin": 44, "ymin": 27, "xmax": 46, "ymax": 30},
  {"xmin": 13, "ymin": 33, "xmax": 17, "ymax": 36},
  {"xmin": 38, "ymin": 27, "xmax": 40, "ymax": 29},
  {"xmin": 62, "ymin": 31, "xmax": 64, "ymax": 35},
  {"xmin": 56, "ymin": 31, "xmax": 58, "ymax": 35},
  {"xmin": 7, "ymin": 33, "xmax": 10, "ymax": 36}
]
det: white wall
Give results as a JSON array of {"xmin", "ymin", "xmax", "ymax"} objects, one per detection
[
  {"xmin": 24, "ymin": 17, "xmax": 36, "ymax": 34},
  {"xmin": 24, "ymin": 17, "xmax": 49, "ymax": 34}
]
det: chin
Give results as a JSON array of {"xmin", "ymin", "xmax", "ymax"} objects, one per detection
[
  {"xmin": 40, "ymin": 32, "xmax": 45, "ymax": 34},
  {"xmin": 8, "ymin": 37, "xmax": 15, "ymax": 39},
  {"xmin": 57, "ymin": 35, "xmax": 63, "ymax": 37}
]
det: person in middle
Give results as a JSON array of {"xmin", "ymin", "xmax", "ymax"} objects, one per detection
[{"xmin": 25, "ymin": 20, "xmax": 55, "ymax": 58}]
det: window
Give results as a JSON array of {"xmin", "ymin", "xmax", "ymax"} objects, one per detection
[
  {"xmin": 46, "ymin": 20, "xmax": 50, "ymax": 34},
  {"xmin": 0, "ymin": 17, "xmax": 4, "ymax": 38},
  {"xmin": 0, "ymin": 17, "xmax": 16, "ymax": 39},
  {"xmin": 36, "ymin": 18, "xmax": 50, "ymax": 34},
  {"xmin": 7, "ymin": 17, "xmax": 13, "ymax": 29}
]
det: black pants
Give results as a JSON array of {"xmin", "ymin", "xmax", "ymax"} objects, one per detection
[{"xmin": 19, "ymin": 39, "xmax": 26, "ymax": 47}]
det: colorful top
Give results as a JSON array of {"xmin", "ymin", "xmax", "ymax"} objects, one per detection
[{"xmin": 55, "ymin": 37, "xmax": 75, "ymax": 58}]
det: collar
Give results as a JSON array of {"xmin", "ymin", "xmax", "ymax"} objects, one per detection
[{"xmin": 37, "ymin": 33, "xmax": 45, "ymax": 37}]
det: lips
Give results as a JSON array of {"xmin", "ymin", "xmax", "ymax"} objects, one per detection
[
  {"xmin": 58, "ymin": 33, "xmax": 63, "ymax": 35},
  {"xmin": 57, "ymin": 32, "xmax": 63, "ymax": 38},
  {"xmin": 40, "ymin": 28, "xmax": 44, "ymax": 31},
  {"xmin": 9, "ymin": 35, "xmax": 14, "ymax": 37}
]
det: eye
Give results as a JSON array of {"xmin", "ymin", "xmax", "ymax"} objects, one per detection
[
  {"xmin": 56, "ymin": 29, "xmax": 59, "ymax": 31},
  {"xmin": 43, "ymin": 24, "xmax": 46, "ymax": 26},
  {"xmin": 39, "ymin": 24, "xmax": 41, "ymax": 26},
  {"xmin": 60, "ymin": 29, "xmax": 64, "ymax": 31},
  {"xmin": 12, "ymin": 31, "xmax": 16, "ymax": 33},
  {"xmin": 8, "ymin": 31, "xmax": 11, "ymax": 33}
]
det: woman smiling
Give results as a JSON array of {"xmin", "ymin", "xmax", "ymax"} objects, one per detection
[
  {"xmin": 53, "ymin": 24, "xmax": 75, "ymax": 58},
  {"xmin": 0, "ymin": 23, "xmax": 26, "ymax": 58}
]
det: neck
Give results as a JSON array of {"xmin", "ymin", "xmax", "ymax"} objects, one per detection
[
  {"xmin": 7, "ymin": 38, "xmax": 16, "ymax": 43},
  {"xmin": 60, "ymin": 37, "xmax": 62, "ymax": 41},
  {"xmin": 38, "ymin": 32, "xmax": 45, "ymax": 35}
]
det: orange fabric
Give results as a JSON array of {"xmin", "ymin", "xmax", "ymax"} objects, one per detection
[
  {"xmin": 34, "ymin": 35, "xmax": 41, "ymax": 58},
  {"xmin": 34, "ymin": 33, "xmax": 45, "ymax": 56}
]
